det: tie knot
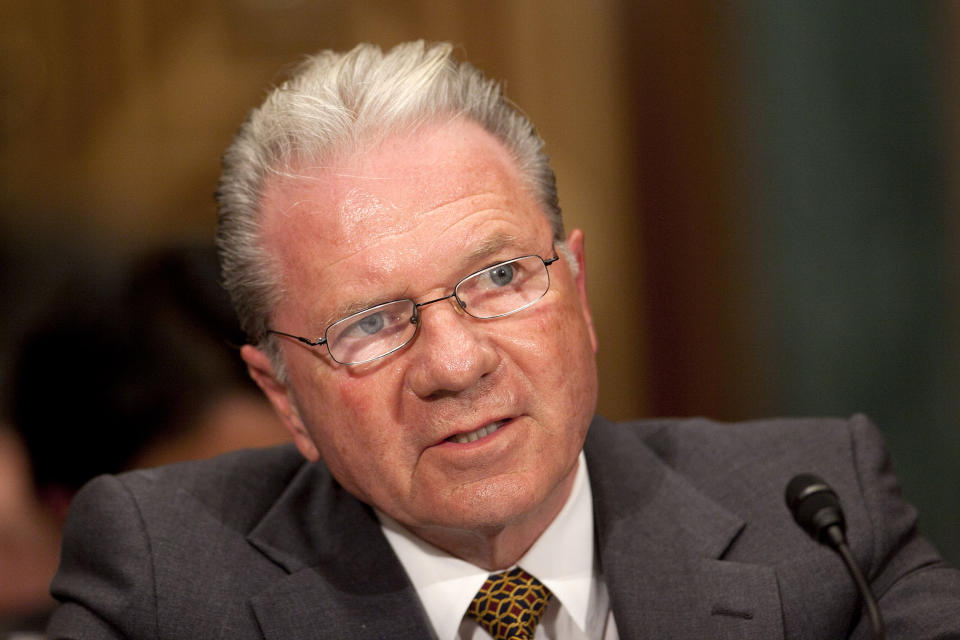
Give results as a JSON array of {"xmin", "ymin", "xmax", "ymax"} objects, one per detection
[{"xmin": 467, "ymin": 567, "xmax": 552, "ymax": 640}]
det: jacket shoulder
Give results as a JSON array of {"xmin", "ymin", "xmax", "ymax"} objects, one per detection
[
  {"xmin": 589, "ymin": 413, "xmax": 875, "ymax": 480},
  {"xmin": 49, "ymin": 444, "xmax": 310, "ymax": 640},
  {"xmin": 112, "ymin": 443, "xmax": 307, "ymax": 532},
  {"xmin": 585, "ymin": 414, "xmax": 897, "ymax": 548}
]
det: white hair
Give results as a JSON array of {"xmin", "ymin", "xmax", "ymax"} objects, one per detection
[{"xmin": 215, "ymin": 41, "xmax": 565, "ymax": 374}]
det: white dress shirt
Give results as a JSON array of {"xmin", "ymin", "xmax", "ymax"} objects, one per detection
[{"xmin": 377, "ymin": 452, "xmax": 619, "ymax": 640}]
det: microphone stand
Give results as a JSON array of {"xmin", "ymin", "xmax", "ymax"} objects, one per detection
[
  {"xmin": 824, "ymin": 525, "xmax": 885, "ymax": 640},
  {"xmin": 786, "ymin": 474, "xmax": 885, "ymax": 640}
]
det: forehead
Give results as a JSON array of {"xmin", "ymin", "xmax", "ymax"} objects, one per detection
[
  {"xmin": 259, "ymin": 120, "xmax": 552, "ymax": 320},
  {"xmin": 262, "ymin": 121, "xmax": 539, "ymax": 244}
]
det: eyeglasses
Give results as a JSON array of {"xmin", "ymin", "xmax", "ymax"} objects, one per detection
[{"xmin": 267, "ymin": 250, "xmax": 559, "ymax": 365}]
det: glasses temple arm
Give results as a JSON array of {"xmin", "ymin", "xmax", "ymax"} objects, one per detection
[{"xmin": 265, "ymin": 329, "xmax": 327, "ymax": 347}]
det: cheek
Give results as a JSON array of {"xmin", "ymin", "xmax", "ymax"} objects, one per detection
[
  {"xmin": 333, "ymin": 363, "xmax": 409, "ymax": 423},
  {"xmin": 300, "ymin": 376, "xmax": 401, "ymax": 501},
  {"xmin": 331, "ymin": 375, "xmax": 377, "ymax": 416},
  {"xmin": 534, "ymin": 303, "xmax": 599, "ymax": 413},
  {"xmin": 532, "ymin": 299, "xmax": 592, "ymax": 358},
  {"xmin": 316, "ymin": 374, "xmax": 406, "ymax": 459}
]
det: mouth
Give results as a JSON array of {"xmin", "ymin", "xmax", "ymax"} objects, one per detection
[{"xmin": 445, "ymin": 419, "xmax": 507, "ymax": 444}]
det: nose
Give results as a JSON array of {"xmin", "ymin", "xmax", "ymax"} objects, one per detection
[{"xmin": 405, "ymin": 299, "xmax": 500, "ymax": 399}]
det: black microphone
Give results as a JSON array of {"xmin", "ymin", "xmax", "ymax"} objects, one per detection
[{"xmin": 785, "ymin": 473, "xmax": 885, "ymax": 640}]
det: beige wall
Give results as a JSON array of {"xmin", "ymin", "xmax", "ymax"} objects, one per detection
[{"xmin": 0, "ymin": 0, "xmax": 649, "ymax": 420}]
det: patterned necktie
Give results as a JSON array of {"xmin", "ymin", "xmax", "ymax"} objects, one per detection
[{"xmin": 466, "ymin": 567, "xmax": 552, "ymax": 640}]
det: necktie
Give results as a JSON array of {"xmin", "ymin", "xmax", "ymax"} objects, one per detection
[{"xmin": 466, "ymin": 567, "xmax": 552, "ymax": 640}]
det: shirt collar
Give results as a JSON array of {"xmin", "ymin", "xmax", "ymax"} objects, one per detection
[{"xmin": 377, "ymin": 451, "xmax": 595, "ymax": 640}]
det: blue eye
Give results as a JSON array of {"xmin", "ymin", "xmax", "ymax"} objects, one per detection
[
  {"xmin": 487, "ymin": 263, "xmax": 515, "ymax": 287},
  {"xmin": 355, "ymin": 313, "xmax": 384, "ymax": 335}
]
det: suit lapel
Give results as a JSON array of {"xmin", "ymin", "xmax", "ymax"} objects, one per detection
[
  {"xmin": 585, "ymin": 417, "xmax": 784, "ymax": 640},
  {"xmin": 245, "ymin": 461, "xmax": 434, "ymax": 639}
]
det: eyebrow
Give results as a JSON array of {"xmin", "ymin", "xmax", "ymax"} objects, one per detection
[{"xmin": 461, "ymin": 231, "xmax": 522, "ymax": 265}]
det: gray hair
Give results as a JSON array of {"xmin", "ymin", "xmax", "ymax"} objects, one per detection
[{"xmin": 215, "ymin": 41, "xmax": 564, "ymax": 373}]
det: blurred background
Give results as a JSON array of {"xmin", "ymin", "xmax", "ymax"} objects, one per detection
[{"xmin": 1, "ymin": 0, "xmax": 958, "ymax": 623}]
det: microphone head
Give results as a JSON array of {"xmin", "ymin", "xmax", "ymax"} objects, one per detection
[{"xmin": 785, "ymin": 473, "xmax": 846, "ymax": 547}]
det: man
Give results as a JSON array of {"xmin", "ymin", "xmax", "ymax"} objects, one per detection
[{"xmin": 48, "ymin": 41, "xmax": 960, "ymax": 639}]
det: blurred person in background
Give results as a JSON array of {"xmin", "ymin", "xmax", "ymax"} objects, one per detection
[
  {"xmin": 0, "ymin": 424, "xmax": 59, "ymax": 640},
  {"xmin": 0, "ymin": 243, "xmax": 286, "ymax": 638}
]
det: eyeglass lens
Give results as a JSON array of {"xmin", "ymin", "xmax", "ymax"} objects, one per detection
[
  {"xmin": 455, "ymin": 255, "xmax": 549, "ymax": 317},
  {"xmin": 326, "ymin": 299, "xmax": 418, "ymax": 365}
]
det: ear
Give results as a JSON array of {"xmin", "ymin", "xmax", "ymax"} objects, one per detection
[
  {"xmin": 241, "ymin": 344, "xmax": 320, "ymax": 461},
  {"xmin": 564, "ymin": 229, "xmax": 598, "ymax": 353}
]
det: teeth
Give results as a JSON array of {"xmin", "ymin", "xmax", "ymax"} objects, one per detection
[{"xmin": 449, "ymin": 420, "xmax": 504, "ymax": 444}]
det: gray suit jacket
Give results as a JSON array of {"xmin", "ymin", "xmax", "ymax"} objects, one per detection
[{"xmin": 48, "ymin": 415, "xmax": 960, "ymax": 639}]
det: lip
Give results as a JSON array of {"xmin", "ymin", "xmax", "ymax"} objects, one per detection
[{"xmin": 435, "ymin": 416, "xmax": 516, "ymax": 447}]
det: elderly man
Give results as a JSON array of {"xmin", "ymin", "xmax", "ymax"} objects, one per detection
[{"xmin": 49, "ymin": 41, "xmax": 959, "ymax": 639}]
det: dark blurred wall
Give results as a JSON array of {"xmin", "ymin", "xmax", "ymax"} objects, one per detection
[{"xmin": 733, "ymin": 1, "xmax": 960, "ymax": 565}]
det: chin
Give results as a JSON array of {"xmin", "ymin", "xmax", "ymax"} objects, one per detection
[{"xmin": 428, "ymin": 476, "xmax": 557, "ymax": 531}]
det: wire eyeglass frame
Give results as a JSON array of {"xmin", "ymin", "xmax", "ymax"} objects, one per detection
[{"xmin": 266, "ymin": 249, "xmax": 559, "ymax": 365}]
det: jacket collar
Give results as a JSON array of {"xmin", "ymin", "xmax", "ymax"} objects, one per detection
[{"xmin": 245, "ymin": 460, "xmax": 434, "ymax": 639}]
